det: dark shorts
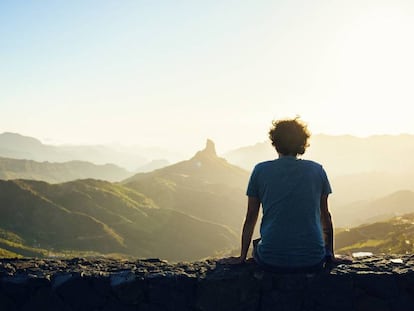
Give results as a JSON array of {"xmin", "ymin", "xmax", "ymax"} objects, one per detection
[{"xmin": 252, "ymin": 238, "xmax": 325, "ymax": 273}]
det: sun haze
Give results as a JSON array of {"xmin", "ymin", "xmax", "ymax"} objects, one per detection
[{"xmin": 0, "ymin": 0, "xmax": 413, "ymax": 154}]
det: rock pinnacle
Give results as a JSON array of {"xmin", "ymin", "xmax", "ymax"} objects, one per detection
[{"xmin": 204, "ymin": 139, "xmax": 217, "ymax": 156}]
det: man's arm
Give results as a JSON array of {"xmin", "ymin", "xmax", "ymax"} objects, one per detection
[
  {"xmin": 320, "ymin": 194, "xmax": 354, "ymax": 265},
  {"xmin": 239, "ymin": 196, "xmax": 261, "ymax": 260},
  {"xmin": 220, "ymin": 196, "xmax": 260, "ymax": 264},
  {"xmin": 320, "ymin": 194, "xmax": 334, "ymax": 259}
]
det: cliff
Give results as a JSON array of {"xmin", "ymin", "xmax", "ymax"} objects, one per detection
[{"xmin": 1, "ymin": 255, "xmax": 414, "ymax": 311}]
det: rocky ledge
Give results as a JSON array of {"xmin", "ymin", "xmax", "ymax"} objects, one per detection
[{"xmin": 1, "ymin": 255, "xmax": 414, "ymax": 311}]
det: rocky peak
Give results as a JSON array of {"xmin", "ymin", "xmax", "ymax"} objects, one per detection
[
  {"xmin": 204, "ymin": 139, "xmax": 217, "ymax": 156},
  {"xmin": 193, "ymin": 139, "xmax": 217, "ymax": 160}
]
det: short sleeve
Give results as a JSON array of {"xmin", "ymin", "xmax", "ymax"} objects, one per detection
[
  {"xmin": 246, "ymin": 166, "xmax": 260, "ymax": 198},
  {"xmin": 320, "ymin": 167, "xmax": 332, "ymax": 195}
]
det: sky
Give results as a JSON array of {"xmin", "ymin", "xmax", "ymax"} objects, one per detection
[{"xmin": 1, "ymin": 0, "xmax": 414, "ymax": 155}]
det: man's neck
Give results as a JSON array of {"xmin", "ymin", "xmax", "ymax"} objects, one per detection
[{"xmin": 278, "ymin": 153, "xmax": 297, "ymax": 159}]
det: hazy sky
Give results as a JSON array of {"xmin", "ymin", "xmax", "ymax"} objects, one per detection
[{"xmin": 1, "ymin": 0, "xmax": 414, "ymax": 154}]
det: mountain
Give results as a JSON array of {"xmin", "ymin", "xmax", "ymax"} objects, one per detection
[
  {"xmin": 0, "ymin": 157, "xmax": 132, "ymax": 183},
  {"xmin": 135, "ymin": 159, "xmax": 170, "ymax": 173},
  {"xmin": 224, "ymin": 134, "xmax": 414, "ymax": 211},
  {"xmin": 335, "ymin": 213, "xmax": 414, "ymax": 255},
  {"xmin": 329, "ymin": 172, "xmax": 414, "ymax": 207},
  {"xmin": 123, "ymin": 139, "xmax": 251, "ymax": 231},
  {"xmin": 223, "ymin": 142, "xmax": 275, "ymax": 171},
  {"xmin": 2, "ymin": 137, "xmax": 412, "ymax": 259},
  {"xmin": 0, "ymin": 178, "xmax": 238, "ymax": 261},
  {"xmin": 332, "ymin": 190, "xmax": 414, "ymax": 228},
  {"xmin": 224, "ymin": 134, "xmax": 414, "ymax": 176},
  {"xmin": 0, "ymin": 132, "xmax": 148, "ymax": 170}
]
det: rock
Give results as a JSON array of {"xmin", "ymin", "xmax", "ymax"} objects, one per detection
[
  {"xmin": 0, "ymin": 290, "xmax": 16, "ymax": 311},
  {"xmin": 52, "ymin": 272, "xmax": 74, "ymax": 289},
  {"xmin": 21, "ymin": 287, "xmax": 69, "ymax": 311},
  {"xmin": 1, "ymin": 255, "xmax": 414, "ymax": 310},
  {"xmin": 204, "ymin": 139, "xmax": 217, "ymax": 156},
  {"xmin": 110, "ymin": 270, "xmax": 136, "ymax": 287},
  {"xmin": 55, "ymin": 274, "xmax": 106, "ymax": 311}
]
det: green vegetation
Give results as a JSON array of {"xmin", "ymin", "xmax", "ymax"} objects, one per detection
[
  {"xmin": 0, "ymin": 181, "xmax": 238, "ymax": 261},
  {"xmin": 1, "ymin": 138, "xmax": 414, "ymax": 260},
  {"xmin": 0, "ymin": 248, "xmax": 21, "ymax": 258},
  {"xmin": 0, "ymin": 144, "xmax": 243, "ymax": 262},
  {"xmin": 0, "ymin": 237, "xmax": 47, "ymax": 258},
  {"xmin": 123, "ymin": 141, "xmax": 250, "ymax": 232},
  {"xmin": 335, "ymin": 214, "xmax": 414, "ymax": 255}
]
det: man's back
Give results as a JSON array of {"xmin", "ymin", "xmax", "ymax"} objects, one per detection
[
  {"xmin": 220, "ymin": 118, "xmax": 336, "ymax": 269},
  {"xmin": 247, "ymin": 156, "xmax": 331, "ymax": 267}
]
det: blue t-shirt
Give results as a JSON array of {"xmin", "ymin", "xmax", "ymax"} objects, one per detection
[{"xmin": 246, "ymin": 156, "xmax": 332, "ymax": 267}]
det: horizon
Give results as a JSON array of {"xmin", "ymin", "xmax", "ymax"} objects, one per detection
[
  {"xmin": 1, "ymin": 1, "xmax": 414, "ymax": 155},
  {"xmin": 1, "ymin": 130, "xmax": 414, "ymax": 159}
]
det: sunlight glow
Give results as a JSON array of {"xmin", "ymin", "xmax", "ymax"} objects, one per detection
[{"xmin": 0, "ymin": 1, "xmax": 413, "ymax": 153}]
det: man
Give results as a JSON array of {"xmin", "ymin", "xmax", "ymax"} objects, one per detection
[{"xmin": 223, "ymin": 118, "xmax": 340, "ymax": 271}]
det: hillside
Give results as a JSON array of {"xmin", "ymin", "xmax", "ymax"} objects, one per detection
[
  {"xmin": 135, "ymin": 159, "xmax": 170, "ymax": 173},
  {"xmin": 331, "ymin": 190, "xmax": 414, "ymax": 227},
  {"xmin": 329, "ymin": 172, "xmax": 414, "ymax": 207},
  {"xmin": 123, "ymin": 139, "xmax": 251, "ymax": 231},
  {"xmin": 0, "ymin": 179, "xmax": 238, "ymax": 261},
  {"xmin": 0, "ymin": 157, "xmax": 132, "ymax": 183},
  {"xmin": 335, "ymin": 213, "xmax": 414, "ymax": 255}
]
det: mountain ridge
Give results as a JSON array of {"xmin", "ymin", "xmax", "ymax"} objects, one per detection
[
  {"xmin": 0, "ymin": 132, "xmax": 151, "ymax": 170},
  {"xmin": 224, "ymin": 134, "xmax": 414, "ymax": 175},
  {"xmin": 0, "ymin": 156, "xmax": 132, "ymax": 183},
  {"xmin": 332, "ymin": 189, "xmax": 414, "ymax": 228},
  {"xmin": 123, "ymin": 140, "xmax": 250, "ymax": 232},
  {"xmin": 0, "ymin": 178, "xmax": 238, "ymax": 261}
]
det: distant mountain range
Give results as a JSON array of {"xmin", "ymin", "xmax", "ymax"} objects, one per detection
[
  {"xmin": 4, "ymin": 131, "xmax": 414, "ymax": 177},
  {"xmin": 224, "ymin": 134, "xmax": 414, "ymax": 176},
  {"xmin": 1, "ymin": 132, "xmax": 414, "ymax": 259},
  {"xmin": 329, "ymin": 172, "xmax": 414, "ymax": 208},
  {"xmin": 225, "ymin": 134, "xmax": 414, "ymax": 209},
  {"xmin": 0, "ymin": 140, "xmax": 245, "ymax": 261},
  {"xmin": 0, "ymin": 132, "xmax": 176, "ymax": 171},
  {"xmin": 331, "ymin": 190, "xmax": 414, "ymax": 228},
  {"xmin": 135, "ymin": 159, "xmax": 170, "ymax": 173},
  {"xmin": 0, "ymin": 157, "xmax": 131, "ymax": 183}
]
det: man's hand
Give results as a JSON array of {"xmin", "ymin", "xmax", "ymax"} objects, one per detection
[
  {"xmin": 218, "ymin": 256, "xmax": 246, "ymax": 265},
  {"xmin": 220, "ymin": 197, "xmax": 260, "ymax": 266}
]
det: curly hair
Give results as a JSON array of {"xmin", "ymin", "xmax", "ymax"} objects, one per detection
[{"xmin": 268, "ymin": 118, "xmax": 310, "ymax": 156}]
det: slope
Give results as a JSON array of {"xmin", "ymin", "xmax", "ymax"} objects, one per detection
[
  {"xmin": 123, "ymin": 139, "xmax": 251, "ymax": 231},
  {"xmin": 0, "ymin": 179, "xmax": 238, "ymax": 261},
  {"xmin": 335, "ymin": 213, "xmax": 414, "ymax": 255},
  {"xmin": 0, "ymin": 179, "xmax": 126, "ymax": 254},
  {"xmin": 331, "ymin": 190, "xmax": 414, "ymax": 228}
]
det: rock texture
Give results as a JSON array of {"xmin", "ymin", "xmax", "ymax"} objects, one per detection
[{"xmin": 1, "ymin": 255, "xmax": 414, "ymax": 310}]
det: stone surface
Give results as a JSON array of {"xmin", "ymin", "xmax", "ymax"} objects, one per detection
[{"xmin": 1, "ymin": 255, "xmax": 414, "ymax": 310}]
